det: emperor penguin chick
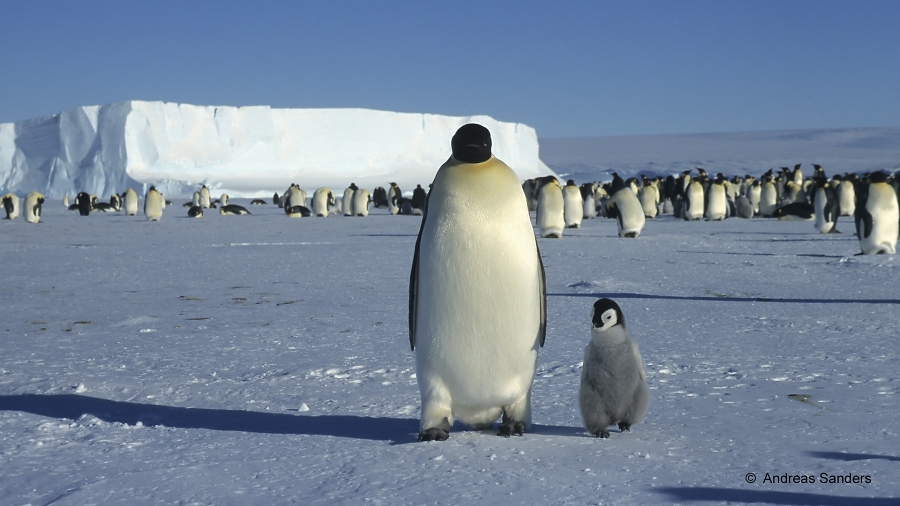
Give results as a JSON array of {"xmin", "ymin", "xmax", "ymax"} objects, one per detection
[{"xmin": 579, "ymin": 298, "xmax": 649, "ymax": 438}]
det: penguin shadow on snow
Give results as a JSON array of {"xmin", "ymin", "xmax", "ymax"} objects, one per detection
[
  {"xmin": 0, "ymin": 394, "xmax": 419, "ymax": 445},
  {"xmin": 676, "ymin": 249, "xmax": 851, "ymax": 259},
  {"xmin": 807, "ymin": 451, "xmax": 900, "ymax": 462},
  {"xmin": 655, "ymin": 487, "xmax": 895, "ymax": 506},
  {"xmin": 551, "ymin": 292, "xmax": 900, "ymax": 305}
]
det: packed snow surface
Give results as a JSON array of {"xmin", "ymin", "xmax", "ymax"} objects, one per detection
[
  {"xmin": 1, "ymin": 202, "xmax": 897, "ymax": 505},
  {"xmin": 0, "ymin": 101, "xmax": 552, "ymax": 199}
]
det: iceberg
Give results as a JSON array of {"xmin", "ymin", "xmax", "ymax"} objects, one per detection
[{"xmin": 0, "ymin": 101, "xmax": 554, "ymax": 198}]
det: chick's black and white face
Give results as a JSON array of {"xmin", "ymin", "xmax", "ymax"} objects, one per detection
[{"xmin": 591, "ymin": 298, "xmax": 624, "ymax": 332}]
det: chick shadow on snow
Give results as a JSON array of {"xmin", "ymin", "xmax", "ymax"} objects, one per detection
[{"xmin": 0, "ymin": 394, "xmax": 418, "ymax": 445}]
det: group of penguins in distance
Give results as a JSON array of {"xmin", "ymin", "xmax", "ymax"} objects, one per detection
[
  {"xmin": 524, "ymin": 163, "xmax": 900, "ymax": 255},
  {"xmin": 0, "ymin": 181, "xmax": 430, "ymax": 222},
  {"xmin": 4, "ymin": 123, "xmax": 897, "ymax": 441}
]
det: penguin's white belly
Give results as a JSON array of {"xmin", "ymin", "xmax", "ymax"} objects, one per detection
[
  {"xmin": 416, "ymin": 191, "xmax": 541, "ymax": 420},
  {"xmin": 706, "ymin": 188, "xmax": 727, "ymax": 220}
]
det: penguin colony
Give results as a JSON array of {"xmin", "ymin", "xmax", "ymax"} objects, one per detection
[{"xmin": 4, "ymin": 123, "xmax": 898, "ymax": 442}]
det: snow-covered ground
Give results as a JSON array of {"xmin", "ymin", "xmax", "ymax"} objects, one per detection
[{"xmin": 1, "ymin": 200, "xmax": 897, "ymax": 505}]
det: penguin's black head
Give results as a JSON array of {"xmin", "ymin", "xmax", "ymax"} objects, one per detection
[
  {"xmin": 591, "ymin": 298, "xmax": 625, "ymax": 332},
  {"xmin": 868, "ymin": 171, "xmax": 889, "ymax": 184},
  {"xmin": 451, "ymin": 124, "xmax": 492, "ymax": 164}
]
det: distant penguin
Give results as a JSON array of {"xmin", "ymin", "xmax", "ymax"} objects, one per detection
[
  {"xmin": 736, "ymin": 195, "xmax": 754, "ymax": 219},
  {"xmin": 62, "ymin": 195, "xmax": 69, "ymax": 208},
  {"xmin": 372, "ymin": 186, "xmax": 389, "ymax": 208},
  {"xmin": 811, "ymin": 180, "xmax": 840, "ymax": 233},
  {"xmin": 682, "ymin": 180, "xmax": 704, "ymax": 221},
  {"xmin": 759, "ymin": 175, "xmax": 779, "ymax": 217},
  {"xmin": 219, "ymin": 204, "xmax": 250, "ymax": 215},
  {"xmin": 536, "ymin": 176, "xmax": 565, "ymax": 238},
  {"xmin": 2, "ymin": 193, "xmax": 20, "ymax": 220},
  {"xmin": 409, "ymin": 123, "xmax": 546, "ymax": 441},
  {"xmin": 638, "ymin": 181, "xmax": 659, "ymax": 219},
  {"xmin": 746, "ymin": 180, "xmax": 761, "ymax": 215},
  {"xmin": 388, "ymin": 183, "xmax": 402, "ymax": 215},
  {"xmin": 285, "ymin": 204, "xmax": 311, "ymax": 218},
  {"xmin": 343, "ymin": 183, "xmax": 358, "ymax": 216},
  {"xmin": 855, "ymin": 172, "xmax": 899, "ymax": 255},
  {"xmin": 563, "ymin": 180, "xmax": 583, "ymax": 228},
  {"xmin": 188, "ymin": 205, "xmax": 203, "ymax": 218},
  {"xmin": 272, "ymin": 192, "xmax": 280, "ymax": 205},
  {"xmin": 220, "ymin": 193, "xmax": 229, "ymax": 206},
  {"xmin": 192, "ymin": 192, "xmax": 201, "ymax": 207},
  {"xmin": 92, "ymin": 194, "xmax": 119, "ymax": 213},
  {"xmin": 837, "ymin": 176, "xmax": 856, "ymax": 216},
  {"xmin": 122, "ymin": 188, "xmax": 139, "ymax": 216},
  {"xmin": 23, "ymin": 192, "xmax": 44, "ymax": 223},
  {"xmin": 772, "ymin": 202, "xmax": 815, "ymax": 221},
  {"xmin": 580, "ymin": 183, "xmax": 597, "ymax": 219},
  {"xmin": 522, "ymin": 179, "xmax": 538, "ymax": 212},
  {"xmin": 353, "ymin": 188, "xmax": 371, "ymax": 217},
  {"xmin": 312, "ymin": 187, "xmax": 335, "ymax": 217},
  {"xmin": 284, "ymin": 185, "xmax": 306, "ymax": 209},
  {"xmin": 75, "ymin": 192, "xmax": 92, "ymax": 216},
  {"xmin": 250, "ymin": 199, "xmax": 267, "ymax": 205},
  {"xmin": 199, "ymin": 186, "xmax": 211, "ymax": 208},
  {"xmin": 411, "ymin": 184, "xmax": 427, "ymax": 215},
  {"xmin": 705, "ymin": 175, "xmax": 728, "ymax": 221},
  {"xmin": 606, "ymin": 188, "xmax": 646, "ymax": 238},
  {"xmin": 579, "ymin": 298, "xmax": 649, "ymax": 438},
  {"xmin": 144, "ymin": 187, "xmax": 164, "ymax": 221}
]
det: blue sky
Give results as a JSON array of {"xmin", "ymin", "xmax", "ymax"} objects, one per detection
[{"xmin": 2, "ymin": 1, "xmax": 898, "ymax": 138}]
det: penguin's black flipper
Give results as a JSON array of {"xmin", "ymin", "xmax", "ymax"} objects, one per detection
[
  {"xmin": 408, "ymin": 191, "xmax": 430, "ymax": 351},
  {"xmin": 536, "ymin": 241, "xmax": 547, "ymax": 348}
]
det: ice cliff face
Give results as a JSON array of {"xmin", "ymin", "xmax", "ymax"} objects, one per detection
[{"xmin": 0, "ymin": 101, "xmax": 553, "ymax": 198}]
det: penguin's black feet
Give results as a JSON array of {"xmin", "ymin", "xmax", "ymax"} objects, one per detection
[
  {"xmin": 618, "ymin": 422, "xmax": 631, "ymax": 432},
  {"xmin": 497, "ymin": 421, "xmax": 526, "ymax": 437},
  {"xmin": 591, "ymin": 429, "xmax": 611, "ymax": 438},
  {"xmin": 418, "ymin": 428, "xmax": 450, "ymax": 441}
]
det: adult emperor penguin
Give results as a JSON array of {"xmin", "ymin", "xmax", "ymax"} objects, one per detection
[
  {"xmin": 75, "ymin": 192, "xmax": 92, "ymax": 216},
  {"xmin": 387, "ymin": 183, "xmax": 403, "ymax": 215},
  {"xmin": 638, "ymin": 180, "xmax": 659, "ymax": 218},
  {"xmin": 411, "ymin": 184, "xmax": 427, "ymax": 215},
  {"xmin": 2, "ymin": 193, "xmax": 20, "ymax": 220},
  {"xmin": 342, "ymin": 183, "xmax": 358, "ymax": 216},
  {"xmin": 682, "ymin": 179, "xmax": 705, "ymax": 221},
  {"xmin": 705, "ymin": 174, "xmax": 728, "ymax": 221},
  {"xmin": 579, "ymin": 298, "xmax": 649, "ymax": 438},
  {"xmin": 811, "ymin": 180, "xmax": 840, "ymax": 234},
  {"xmin": 562, "ymin": 179, "xmax": 584, "ymax": 228},
  {"xmin": 535, "ymin": 176, "xmax": 565, "ymax": 238},
  {"xmin": 312, "ymin": 187, "xmax": 335, "ymax": 217},
  {"xmin": 123, "ymin": 188, "xmax": 139, "ymax": 216},
  {"xmin": 220, "ymin": 204, "xmax": 250, "ymax": 215},
  {"xmin": 23, "ymin": 192, "xmax": 44, "ymax": 223},
  {"xmin": 409, "ymin": 123, "xmax": 546, "ymax": 441},
  {"xmin": 837, "ymin": 174, "xmax": 857, "ymax": 216},
  {"xmin": 606, "ymin": 187, "xmax": 646, "ymax": 238},
  {"xmin": 855, "ymin": 172, "xmax": 899, "ymax": 255},
  {"xmin": 353, "ymin": 188, "xmax": 371, "ymax": 216},
  {"xmin": 581, "ymin": 183, "xmax": 597, "ymax": 219},
  {"xmin": 759, "ymin": 173, "xmax": 779, "ymax": 217},
  {"xmin": 199, "ymin": 185, "xmax": 211, "ymax": 208},
  {"xmin": 144, "ymin": 186, "xmax": 164, "ymax": 221}
]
